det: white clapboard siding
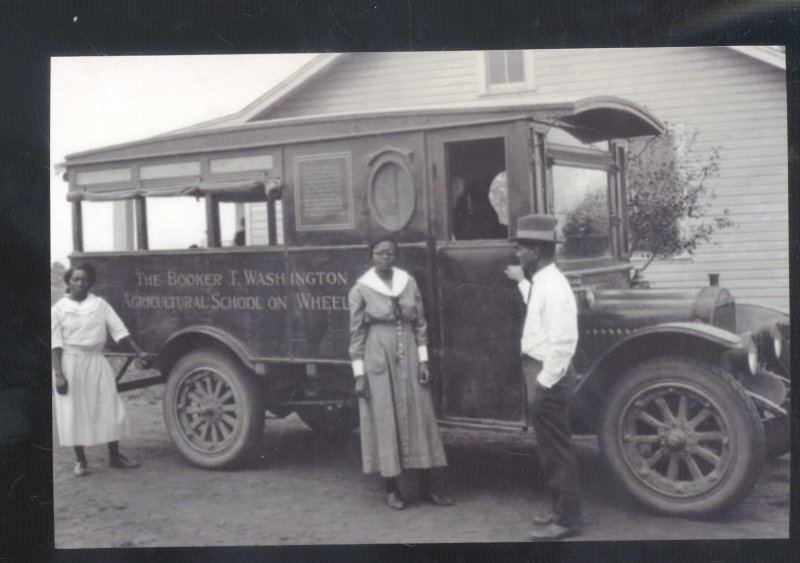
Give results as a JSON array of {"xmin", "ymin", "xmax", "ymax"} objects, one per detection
[
  {"xmin": 246, "ymin": 201, "xmax": 284, "ymax": 246},
  {"xmin": 268, "ymin": 47, "xmax": 788, "ymax": 312}
]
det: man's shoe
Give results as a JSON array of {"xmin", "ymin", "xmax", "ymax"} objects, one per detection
[
  {"xmin": 531, "ymin": 512, "xmax": 555, "ymax": 525},
  {"xmin": 420, "ymin": 491, "xmax": 454, "ymax": 506},
  {"xmin": 528, "ymin": 522, "xmax": 581, "ymax": 541},
  {"xmin": 73, "ymin": 461, "xmax": 88, "ymax": 477},
  {"xmin": 109, "ymin": 454, "xmax": 140, "ymax": 469},
  {"xmin": 386, "ymin": 491, "xmax": 406, "ymax": 510}
]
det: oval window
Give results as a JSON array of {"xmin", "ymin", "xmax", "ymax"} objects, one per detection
[{"xmin": 368, "ymin": 160, "xmax": 415, "ymax": 232}]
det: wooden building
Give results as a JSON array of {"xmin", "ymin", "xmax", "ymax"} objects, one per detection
[{"xmin": 91, "ymin": 47, "xmax": 790, "ymax": 312}]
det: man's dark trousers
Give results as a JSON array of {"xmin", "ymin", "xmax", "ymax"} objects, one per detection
[{"xmin": 523, "ymin": 356, "xmax": 581, "ymax": 527}]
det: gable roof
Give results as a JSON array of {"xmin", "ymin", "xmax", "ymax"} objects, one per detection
[
  {"xmin": 167, "ymin": 53, "xmax": 343, "ymax": 136},
  {"xmin": 160, "ymin": 47, "xmax": 786, "ymax": 137}
]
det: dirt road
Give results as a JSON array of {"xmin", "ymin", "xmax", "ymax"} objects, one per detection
[{"xmin": 53, "ymin": 386, "xmax": 789, "ymax": 547}]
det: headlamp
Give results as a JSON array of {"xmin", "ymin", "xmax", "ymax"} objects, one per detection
[{"xmin": 769, "ymin": 323, "xmax": 782, "ymax": 361}]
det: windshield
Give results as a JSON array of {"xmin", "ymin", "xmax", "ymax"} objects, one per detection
[{"xmin": 552, "ymin": 165, "xmax": 611, "ymax": 261}]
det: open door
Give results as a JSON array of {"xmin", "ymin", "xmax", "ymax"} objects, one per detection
[{"xmin": 428, "ymin": 120, "xmax": 531, "ymax": 427}]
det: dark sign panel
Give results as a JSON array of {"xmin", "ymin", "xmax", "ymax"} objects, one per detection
[{"xmin": 293, "ymin": 152, "xmax": 354, "ymax": 230}]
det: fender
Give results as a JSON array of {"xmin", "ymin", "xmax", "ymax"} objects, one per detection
[
  {"xmin": 155, "ymin": 325, "xmax": 256, "ymax": 374},
  {"xmin": 582, "ymin": 321, "xmax": 741, "ymax": 385},
  {"xmin": 571, "ymin": 322, "xmax": 743, "ymax": 433},
  {"xmin": 735, "ymin": 303, "xmax": 789, "ymax": 335}
]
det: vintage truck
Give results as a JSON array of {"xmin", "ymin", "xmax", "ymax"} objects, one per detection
[{"xmin": 60, "ymin": 96, "xmax": 790, "ymax": 517}]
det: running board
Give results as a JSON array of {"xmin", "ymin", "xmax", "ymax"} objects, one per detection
[{"xmin": 438, "ymin": 416, "xmax": 527, "ymax": 433}]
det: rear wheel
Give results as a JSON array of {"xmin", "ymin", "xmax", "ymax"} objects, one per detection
[
  {"xmin": 599, "ymin": 356, "xmax": 764, "ymax": 517},
  {"xmin": 164, "ymin": 350, "xmax": 264, "ymax": 469}
]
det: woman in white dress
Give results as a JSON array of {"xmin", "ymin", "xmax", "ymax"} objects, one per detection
[
  {"xmin": 348, "ymin": 236, "xmax": 452, "ymax": 509},
  {"xmin": 51, "ymin": 262, "xmax": 151, "ymax": 476}
]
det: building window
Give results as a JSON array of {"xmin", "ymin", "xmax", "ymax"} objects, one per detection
[{"xmin": 478, "ymin": 50, "xmax": 535, "ymax": 94}]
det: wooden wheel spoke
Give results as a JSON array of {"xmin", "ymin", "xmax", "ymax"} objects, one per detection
[
  {"xmin": 214, "ymin": 420, "xmax": 233, "ymax": 441},
  {"xmin": 692, "ymin": 431, "xmax": 725, "ymax": 443},
  {"xmin": 685, "ymin": 455, "xmax": 705, "ymax": 480},
  {"xmin": 676, "ymin": 395, "xmax": 689, "ymax": 424},
  {"xmin": 212, "ymin": 422, "xmax": 222, "ymax": 443},
  {"xmin": 644, "ymin": 446, "xmax": 669, "ymax": 468},
  {"xmin": 191, "ymin": 419, "xmax": 208, "ymax": 439},
  {"xmin": 221, "ymin": 404, "xmax": 239, "ymax": 414},
  {"xmin": 218, "ymin": 389, "xmax": 234, "ymax": 403},
  {"xmin": 189, "ymin": 417, "xmax": 205, "ymax": 432},
  {"xmin": 187, "ymin": 390, "xmax": 204, "ymax": 404},
  {"xmin": 202, "ymin": 420, "xmax": 213, "ymax": 442},
  {"xmin": 221, "ymin": 413, "xmax": 238, "ymax": 428},
  {"xmin": 637, "ymin": 411, "xmax": 668, "ymax": 430},
  {"xmin": 215, "ymin": 380, "xmax": 229, "ymax": 399},
  {"xmin": 632, "ymin": 434, "xmax": 661, "ymax": 444},
  {"xmin": 666, "ymin": 454, "xmax": 680, "ymax": 481},
  {"xmin": 204, "ymin": 377, "xmax": 215, "ymax": 398},
  {"xmin": 181, "ymin": 404, "xmax": 204, "ymax": 415},
  {"xmin": 202, "ymin": 376, "xmax": 215, "ymax": 397},
  {"xmin": 692, "ymin": 445, "xmax": 721, "ymax": 467},
  {"xmin": 654, "ymin": 397, "xmax": 676, "ymax": 423},
  {"xmin": 688, "ymin": 407, "xmax": 712, "ymax": 430}
]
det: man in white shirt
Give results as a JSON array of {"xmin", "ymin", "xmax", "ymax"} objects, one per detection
[{"xmin": 504, "ymin": 213, "xmax": 581, "ymax": 540}]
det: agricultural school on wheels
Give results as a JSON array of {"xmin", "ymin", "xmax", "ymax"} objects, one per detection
[{"xmin": 56, "ymin": 50, "xmax": 791, "ymax": 520}]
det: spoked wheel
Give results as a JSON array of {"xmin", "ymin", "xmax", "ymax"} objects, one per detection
[
  {"xmin": 599, "ymin": 356, "xmax": 764, "ymax": 517},
  {"xmin": 164, "ymin": 350, "xmax": 264, "ymax": 469}
]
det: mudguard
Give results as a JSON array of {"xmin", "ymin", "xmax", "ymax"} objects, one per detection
[
  {"xmin": 571, "ymin": 322, "xmax": 744, "ymax": 433},
  {"xmin": 156, "ymin": 325, "xmax": 256, "ymax": 374}
]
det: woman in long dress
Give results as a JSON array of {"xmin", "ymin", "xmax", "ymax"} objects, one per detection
[
  {"xmin": 51, "ymin": 262, "xmax": 151, "ymax": 476},
  {"xmin": 348, "ymin": 236, "xmax": 452, "ymax": 510}
]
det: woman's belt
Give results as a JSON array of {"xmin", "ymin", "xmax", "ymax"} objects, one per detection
[
  {"xmin": 366, "ymin": 318, "xmax": 412, "ymax": 326},
  {"xmin": 61, "ymin": 344, "xmax": 105, "ymax": 354}
]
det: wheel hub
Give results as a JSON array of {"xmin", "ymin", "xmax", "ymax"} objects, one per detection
[{"xmin": 664, "ymin": 429, "xmax": 687, "ymax": 450}]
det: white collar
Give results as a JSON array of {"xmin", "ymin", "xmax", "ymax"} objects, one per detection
[
  {"xmin": 532, "ymin": 263, "xmax": 557, "ymax": 283},
  {"xmin": 57, "ymin": 293, "xmax": 101, "ymax": 312},
  {"xmin": 358, "ymin": 267, "xmax": 409, "ymax": 297}
]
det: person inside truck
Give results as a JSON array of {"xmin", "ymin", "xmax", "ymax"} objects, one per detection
[
  {"xmin": 452, "ymin": 176, "xmax": 505, "ymax": 240},
  {"xmin": 348, "ymin": 236, "xmax": 453, "ymax": 510},
  {"xmin": 504, "ymin": 214, "xmax": 582, "ymax": 540},
  {"xmin": 51, "ymin": 262, "xmax": 152, "ymax": 477},
  {"xmin": 233, "ymin": 217, "xmax": 245, "ymax": 246}
]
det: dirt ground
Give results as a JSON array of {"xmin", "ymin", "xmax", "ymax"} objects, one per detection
[{"xmin": 52, "ymin": 385, "xmax": 790, "ymax": 548}]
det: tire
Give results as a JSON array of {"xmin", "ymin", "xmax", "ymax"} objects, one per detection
[
  {"xmin": 295, "ymin": 388, "xmax": 359, "ymax": 437},
  {"xmin": 164, "ymin": 350, "xmax": 264, "ymax": 469},
  {"xmin": 598, "ymin": 356, "xmax": 765, "ymax": 517}
]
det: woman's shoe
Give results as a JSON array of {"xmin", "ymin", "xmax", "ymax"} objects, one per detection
[
  {"xmin": 109, "ymin": 454, "xmax": 140, "ymax": 469},
  {"xmin": 386, "ymin": 491, "xmax": 406, "ymax": 510},
  {"xmin": 531, "ymin": 512, "xmax": 555, "ymax": 525},
  {"xmin": 420, "ymin": 491, "xmax": 454, "ymax": 506},
  {"xmin": 73, "ymin": 461, "xmax": 88, "ymax": 477}
]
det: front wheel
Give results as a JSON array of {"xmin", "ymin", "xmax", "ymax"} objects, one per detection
[
  {"xmin": 164, "ymin": 350, "xmax": 264, "ymax": 469},
  {"xmin": 598, "ymin": 356, "xmax": 764, "ymax": 517}
]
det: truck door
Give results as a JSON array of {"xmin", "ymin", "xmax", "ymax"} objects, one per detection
[{"xmin": 427, "ymin": 120, "xmax": 533, "ymax": 426}]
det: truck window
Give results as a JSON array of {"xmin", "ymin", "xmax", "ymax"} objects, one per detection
[
  {"xmin": 219, "ymin": 201, "xmax": 284, "ymax": 247},
  {"xmin": 553, "ymin": 165, "xmax": 611, "ymax": 260},
  {"xmin": 81, "ymin": 201, "xmax": 127, "ymax": 252},
  {"xmin": 147, "ymin": 196, "xmax": 207, "ymax": 249},
  {"xmin": 447, "ymin": 137, "xmax": 508, "ymax": 240}
]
